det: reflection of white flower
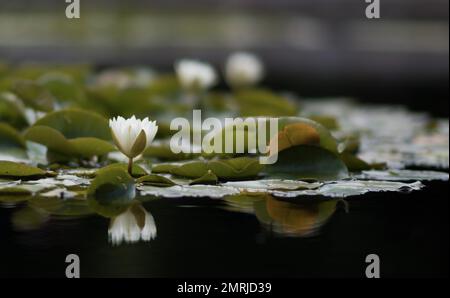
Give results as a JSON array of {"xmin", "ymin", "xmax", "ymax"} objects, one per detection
[
  {"xmin": 108, "ymin": 204, "xmax": 157, "ymax": 246},
  {"xmin": 109, "ymin": 116, "xmax": 158, "ymax": 158},
  {"xmin": 175, "ymin": 59, "xmax": 217, "ymax": 91},
  {"xmin": 225, "ymin": 52, "xmax": 264, "ymax": 88}
]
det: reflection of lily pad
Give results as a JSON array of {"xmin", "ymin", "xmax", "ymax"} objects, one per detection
[
  {"xmin": 224, "ymin": 192, "xmax": 270, "ymax": 212},
  {"xmin": 266, "ymin": 145, "xmax": 349, "ymax": 181},
  {"xmin": 0, "ymin": 161, "xmax": 46, "ymax": 179},
  {"xmin": 11, "ymin": 206, "xmax": 49, "ymax": 231},
  {"xmin": 29, "ymin": 197, "xmax": 93, "ymax": 217},
  {"xmin": 255, "ymin": 197, "xmax": 337, "ymax": 237}
]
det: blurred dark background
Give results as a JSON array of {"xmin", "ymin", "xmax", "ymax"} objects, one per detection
[{"xmin": 0, "ymin": 0, "xmax": 448, "ymax": 116}]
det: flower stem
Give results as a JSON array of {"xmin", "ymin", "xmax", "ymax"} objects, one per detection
[{"xmin": 128, "ymin": 157, "xmax": 133, "ymax": 176}]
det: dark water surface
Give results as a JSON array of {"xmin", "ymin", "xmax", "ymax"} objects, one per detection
[{"xmin": 0, "ymin": 181, "xmax": 448, "ymax": 278}]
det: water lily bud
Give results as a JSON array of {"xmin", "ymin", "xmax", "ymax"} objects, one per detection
[
  {"xmin": 109, "ymin": 115, "xmax": 158, "ymax": 158},
  {"xmin": 225, "ymin": 52, "xmax": 264, "ymax": 88},
  {"xmin": 175, "ymin": 59, "xmax": 217, "ymax": 91},
  {"xmin": 108, "ymin": 204, "xmax": 156, "ymax": 245}
]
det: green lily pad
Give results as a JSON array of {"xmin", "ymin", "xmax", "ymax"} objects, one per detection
[
  {"xmin": 0, "ymin": 123, "xmax": 25, "ymax": 148},
  {"xmin": 37, "ymin": 72, "xmax": 86, "ymax": 103},
  {"xmin": 69, "ymin": 137, "xmax": 116, "ymax": 157},
  {"xmin": 0, "ymin": 123, "xmax": 28, "ymax": 162},
  {"xmin": 88, "ymin": 165, "xmax": 136, "ymax": 200},
  {"xmin": 170, "ymin": 161, "xmax": 210, "ymax": 178},
  {"xmin": 137, "ymin": 174, "xmax": 177, "ymax": 187},
  {"xmin": 233, "ymin": 89, "xmax": 298, "ymax": 117},
  {"xmin": 24, "ymin": 109, "xmax": 115, "ymax": 159},
  {"xmin": 0, "ymin": 183, "xmax": 54, "ymax": 195},
  {"xmin": 0, "ymin": 92, "xmax": 28, "ymax": 129},
  {"xmin": 144, "ymin": 144, "xmax": 194, "ymax": 161},
  {"xmin": 87, "ymin": 167, "xmax": 139, "ymax": 217},
  {"xmin": 151, "ymin": 163, "xmax": 181, "ymax": 174},
  {"xmin": 103, "ymin": 163, "xmax": 148, "ymax": 177},
  {"xmin": 0, "ymin": 186, "xmax": 32, "ymax": 196},
  {"xmin": 161, "ymin": 157, "xmax": 264, "ymax": 180},
  {"xmin": 11, "ymin": 80, "xmax": 55, "ymax": 112},
  {"xmin": 190, "ymin": 170, "xmax": 218, "ymax": 185},
  {"xmin": 276, "ymin": 117, "xmax": 339, "ymax": 154},
  {"xmin": 24, "ymin": 125, "xmax": 75, "ymax": 155},
  {"xmin": 208, "ymin": 158, "xmax": 264, "ymax": 180},
  {"xmin": 0, "ymin": 194, "xmax": 32, "ymax": 204},
  {"xmin": 307, "ymin": 115, "xmax": 339, "ymax": 130},
  {"xmin": 209, "ymin": 116, "xmax": 338, "ymax": 157},
  {"xmin": 147, "ymin": 74, "xmax": 180, "ymax": 96},
  {"xmin": 32, "ymin": 109, "xmax": 111, "ymax": 140},
  {"xmin": 266, "ymin": 145, "xmax": 349, "ymax": 181},
  {"xmin": 339, "ymin": 152, "xmax": 372, "ymax": 172},
  {"xmin": 0, "ymin": 161, "xmax": 47, "ymax": 179}
]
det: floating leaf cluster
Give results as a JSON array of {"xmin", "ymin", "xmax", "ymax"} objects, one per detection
[{"xmin": 0, "ymin": 63, "xmax": 448, "ymax": 239}]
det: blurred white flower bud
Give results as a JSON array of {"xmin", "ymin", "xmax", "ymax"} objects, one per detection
[
  {"xmin": 175, "ymin": 59, "xmax": 217, "ymax": 91},
  {"xmin": 225, "ymin": 52, "xmax": 264, "ymax": 88}
]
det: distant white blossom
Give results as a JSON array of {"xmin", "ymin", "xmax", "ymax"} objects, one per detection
[
  {"xmin": 225, "ymin": 52, "xmax": 264, "ymax": 88},
  {"xmin": 175, "ymin": 59, "xmax": 217, "ymax": 91}
]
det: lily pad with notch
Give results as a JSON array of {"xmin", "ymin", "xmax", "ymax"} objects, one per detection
[{"xmin": 23, "ymin": 109, "xmax": 115, "ymax": 160}]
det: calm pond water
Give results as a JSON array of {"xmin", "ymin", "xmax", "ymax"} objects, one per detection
[{"xmin": 0, "ymin": 180, "xmax": 448, "ymax": 278}]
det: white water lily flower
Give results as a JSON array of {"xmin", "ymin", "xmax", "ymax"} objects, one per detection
[
  {"xmin": 225, "ymin": 52, "xmax": 264, "ymax": 88},
  {"xmin": 109, "ymin": 115, "xmax": 158, "ymax": 159},
  {"xmin": 108, "ymin": 204, "xmax": 157, "ymax": 246},
  {"xmin": 175, "ymin": 59, "xmax": 217, "ymax": 91}
]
